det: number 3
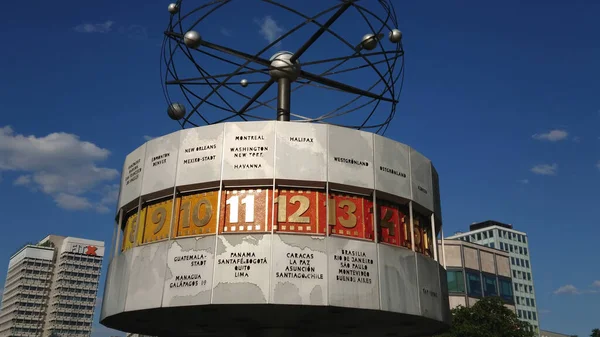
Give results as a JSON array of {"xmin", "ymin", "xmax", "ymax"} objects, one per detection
[{"xmin": 328, "ymin": 199, "xmax": 358, "ymax": 228}]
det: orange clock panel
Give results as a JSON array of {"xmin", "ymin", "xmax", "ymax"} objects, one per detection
[
  {"xmin": 327, "ymin": 192, "xmax": 374, "ymax": 241},
  {"xmin": 173, "ymin": 190, "xmax": 220, "ymax": 238},
  {"xmin": 122, "ymin": 208, "xmax": 145, "ymax": 251},
  {"xmin": 219, "ymin": 189, "xmax": 272, "ymax": 234},
  {"xmin": 273, "ymin": 189, "xmax": 326, "ymax": 234},
  {"xmin": 143, "ymin": 199, "xmax": 178, "ymax": 244}
]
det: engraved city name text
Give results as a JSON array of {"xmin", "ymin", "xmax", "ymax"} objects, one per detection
[
  {"xmin": 289, "ymin": 137, "xmax": 314, "ymax": 143},
  {"xmin": 275, "ymin": 251, "xmax": 324, "ymax": 280},
  {"xmin": 334, "ymin": 157, "xmax": 369, "ymax": 167},
  {"xmin": 379, "ymin": 165, "xmax": 407, "ymax": 178},
  {"xmin": 333, "ymin": 249, "xmax": 374, "ymax": 284}
]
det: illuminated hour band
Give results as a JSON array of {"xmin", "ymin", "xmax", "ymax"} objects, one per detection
[{"xmin": 120, "ymin": 188, "xmax": 435, "ymax": 257}]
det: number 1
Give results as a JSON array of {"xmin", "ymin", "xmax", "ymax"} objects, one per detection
[{"xmin": 226, "ymin": 194, "xmax": 255, "ymax": 223}]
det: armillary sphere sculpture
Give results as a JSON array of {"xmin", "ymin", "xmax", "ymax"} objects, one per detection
[{"xmin": 161, "ymin": 0, "xmax": 404, "ymax": 135}]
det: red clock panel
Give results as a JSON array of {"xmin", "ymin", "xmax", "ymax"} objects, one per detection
[
  {"xmin": 377, "ymin": 200, "xmax": 410, "ymax": 247},
  {"xmin": 327, "ymin": 192, "xmax": 374, "ymax": 241},
  {"xmin": 219, "ymin": 188, "xmax": 272, "ymax": 234},
  {"xmin": 273, "ymin": 189, "xmax": 326, "ymax": 234}
]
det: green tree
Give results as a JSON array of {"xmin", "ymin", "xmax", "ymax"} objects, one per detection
[
  {"xmin": 590, "ymin": 328, "xmax": 600, "ymax": 337},
  {"xmin": 436, "ymin": 297, "xmax": 535, "ymax": 337}
]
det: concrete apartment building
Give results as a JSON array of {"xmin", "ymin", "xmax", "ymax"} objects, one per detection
[
  {"xmin": 0, "ymin": 235, "xmax": 104, "ymax": 337},
  {"xmin": 438, "ymin": 239, "xmax": 515, "ymax": 311},
  {"xmin": 445, "ymin": 220, "xmax": 540, "ymax": 335}
]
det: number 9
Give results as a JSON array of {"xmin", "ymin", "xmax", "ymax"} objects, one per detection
[{"xmin": 152, "ymin": 207, "xmax": 167, "ymax": 234}]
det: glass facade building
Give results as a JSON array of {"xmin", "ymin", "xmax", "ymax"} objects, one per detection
[
  {"xmin": 438, "ymin": 239, "xmax": 515, "ymax": 313},
  {"xmin": 0, "ymin": 235, "xmax": 104, "ymax": 337},
  {"xmin": 445, "ymin": 220, "xmax": 539, "ymax": 335}
]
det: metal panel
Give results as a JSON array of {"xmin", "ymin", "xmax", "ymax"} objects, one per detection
[
  {"xmin": 416, "ymin": 253, "xmax": 443, "ymax": 321},
  {"xmin": 271, "ymin": 234, "xmax": 327, "ymax": 305},
  {"xmin": 410, "ymin": 148, "xmax": 434, "ymax": 212},
  {"xmin": 378, "ymin": 244, "xmax": 420, "ymax": 315},
  {"xmin": 431, "ymin": 164, "xmax": 442, "ymax": 220},
  {"xmin": 274, "ymin": 122, "xmax": 328, "ymax": 182},
  {"xmin": 124, "ymin": 241, "xmax": 168, "ymax": 311},
  {"xmin": 100, "ymin": 251, "xmax": 131, "ymax": 320},
  {"xmin": 327, "ymin": 236, "xmax": 379, "ymax": 309},
  {"xmin": 212, "ymin": 234, "xmax": 271, "ymax": 304},
  {"xmin": 141, "ymin": 131, "xmax": 180, "ymax": 196},
  {"xmin": 162, "ymin": 236, "xmax": 216, "ymax": 307},
  {"xmin": 118, "ymin": 143, "xmax": 146, "ymax": 209},
  {"xmin": 176, "ymin": 124, "xmax": 224, "ymax": 187},
  {"xmin": 373, "ymin": 135, "xmax": 411, "ymax": 200},
  {"xmin": 327, "ymin": 125, "xmax": 374, "ymax": 190},
  {"xmin": 439, "ymin": 264, "xmax": 452, "ymax": 323},
  {"xmin": 221, "ymin": 121, "xmax": 275, "ymax": 181}
]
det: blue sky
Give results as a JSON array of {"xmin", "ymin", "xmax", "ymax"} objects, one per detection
[{"xmin": 0, "ymin": 0, "xmax": 599, "ymax": 336}]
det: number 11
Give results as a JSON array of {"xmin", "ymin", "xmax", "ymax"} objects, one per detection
[{"xmin": 226, "ymin": 195, "xmax": 255, "ymax": 223}]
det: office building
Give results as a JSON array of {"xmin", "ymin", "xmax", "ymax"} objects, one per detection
[
  {"xmin": 0, "ymin": 235, "xmax": 104, "ymax": 337},
  {"xmin": 438, "ymin": 239, "xmax": 515, "ymax": 311},
  {"xmin": 445, "ymin": 220, "xmax": 539, "ymax": 334}
]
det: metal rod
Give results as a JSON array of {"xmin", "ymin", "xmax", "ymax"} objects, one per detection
[{"xmin": 277, "ymin": 78, "xmax": 291, "ymax": 121}]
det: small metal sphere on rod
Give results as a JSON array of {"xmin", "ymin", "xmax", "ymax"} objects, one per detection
[
  {"xmin": 269, "ymin": 51, "xmax": 301, "ymax": 122},
  {"xmin": 167, "ymin": 103, "xmax": 186, "ymax": 120},
  {"xmin": 389, "ymin": 29, "xmax": 403, "ymax": 43},
  {"xmin": 240, "ymin": 79, "xmax": 248, "ymax": 87},
  {"xmin": 361, "ymin": 34, "xmax": 378, "ymax": 50},
  {"xmin": 168, "ymin": 3, "xmax": 179, "ymax": 14},
  {"xmin": 184, "ymin": 31, "xmax": 202, "ymax": 49}
]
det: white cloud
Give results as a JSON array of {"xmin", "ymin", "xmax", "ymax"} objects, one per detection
[
  {"xmin": 254, "ymin": 15, "xmax": 284, "ymax": 45},
  {"xmin": 13, "ymin": 175, "xmax": 31, "ymax": 186},
  {"xmin": 74, "ymin": 21, "xmax": 114, "ymax": 34},
  {"xmin": 532, "ymin": 129, "xmax": 568, "ymax": 142},
  {"xmin": 220, "ymin": 28, "xmax": 232, "ymax": 37},
  {"xmin": 596, "ymin": 161, "xmax": 600, "ymax": 171},
  {"xmin": 518, "ymin": 179, "xmax": 529, "ymax": 184},
  {"xmin": 0, "ymin": 126, "xmax": 119, "ymax": 212},
  {"xmin": 554, "ymin": 284, "xmax": 580, "ymax": 295},
  {"xmin": 143, "ymin": 135, "xmax": 154, "ymax": 141},
  {"xmin": 531, "ymin": 163, "xmax": 558, "ymax": 176},
  {"xmin": 593, "ymin": 280, "xmax": 600, "ymax": 288}
]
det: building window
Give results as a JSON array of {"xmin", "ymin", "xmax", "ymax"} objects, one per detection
[
  {"xmin": 531, "ymin": 298, "xmax": 535, "ymax": 307},
  {"xmin": 483, "ymin": 232, "xmax": 487, "ymax": 239},
  {"xmin": 489, "ymin": 242, "xmax": 495, "ymax": 249},
  {"xmin": 483, "ymin": 273, "xmax": 498, "ymax": 297},
  {"xmin": 477, "ymin": 233, "xmax": 481, "ymax": 240},
  {"xmin": 511, "ymin": 257, "xmax": 515, "ymax": 265},
  {"xmin": 525, "ymin": 260, "xmax": 530, "ymax": 268},
  {"xmin": 447, "ymin": 270, "xmax": 465, "ymax": 293},
  {"xmin": 527, "ymin": 311, "xmax": 532, "ymax": 320},
  {"xmin": 513, "ymin": 270, "xmax": 517, "ymax": 278},
  {"xmin": 523, "ymin": 236, "xmax": 527, "ymax": 243},
  {"xmin": 516, "ymin": 259, "xmax": 520, "ymax": 266},
  {"xmin": 500, "ymin": 242, "xmax": 504, "ymax": 250},
  {"xmin": 518, "ymin": 309, "xmax": 522, "ymax": 318},
  {"xmin": 532, "ymin": 312, "xmax": 537, "ymax": 320},
  {"xmin": 524, "ymin": 247, "xmax": 528, "ymax": 255},
  {"xmin": 527, "ymin": 272, "xmax": 531, "ymax": 281},
  {"xmin": 529, "ymin": 285, "xmax": 533, "ymax": 292},
  {"xmin": 466, "ymin": 270, "xmax": 483, "ymax": 297},
  {"xmin": 514, "ymin": 283, "xmax": 518, "ymax": 291},
  {"xmin": 526, "ymin": 298, "xmax": 530, "ymax": 306}
]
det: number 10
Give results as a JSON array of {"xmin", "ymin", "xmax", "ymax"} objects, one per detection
[{"xmin": 226, "ymin": 195, "xmax": 255, "ymax": 223}]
